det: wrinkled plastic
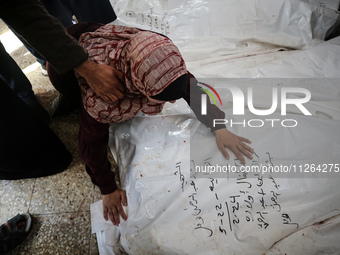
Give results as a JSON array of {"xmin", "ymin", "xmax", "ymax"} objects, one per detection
[
  {"xmin": 102, "ymin": 112, "xmax": 340, "ymax": 255},
  {"xmin": 111, "ymin": 0, "xmax": 340, "ymax": 49},
  {"xmin": 91, "ymin": 0, "xmax": 340, "ymax": 254}
]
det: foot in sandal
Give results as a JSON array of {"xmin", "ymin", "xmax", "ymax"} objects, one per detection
[{"xmin": 0, "ymin": 213, "xmax": 33, "ymax": 254}]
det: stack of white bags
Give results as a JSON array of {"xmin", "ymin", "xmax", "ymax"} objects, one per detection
[{"xmin": 90, "ymin": 0, "xmax": 340, "ymax": 254}]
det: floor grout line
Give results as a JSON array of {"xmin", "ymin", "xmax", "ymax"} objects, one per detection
[
  {"xmin": 31, "ymin": 210, "xmax": 91, "ymax": 216},
  {"xmin": 27, "ymin": 178, "xmax": 37, "ymax": 214}
]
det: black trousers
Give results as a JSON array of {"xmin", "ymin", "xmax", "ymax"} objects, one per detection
[
  {"xmin": 0, "ymin": 79, "xmax": 72, "ymax": 180},
  {"xmin": 0, "ymin": 42, "xmax": 35, "ymax": 102}
]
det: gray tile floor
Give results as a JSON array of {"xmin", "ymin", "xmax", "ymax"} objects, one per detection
[{"xmin": 0, "ymin": 20, "xmax": 102, "ymax": 254}]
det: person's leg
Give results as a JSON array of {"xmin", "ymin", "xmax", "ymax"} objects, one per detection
[
  {"xmin": 0, "ymin": 79, "xmax": 72, "ymax": 179},
  {"xmin": 0, "ymin": 42, "xmax": 35, "ymax": 100},
  {"xmin": 68, "ymin": 0, "xmax": 117, "ymax": 24},
  {"xmin": 6, "ymin": 25, "xmax": 47, "ymax": 74},
  {"xmin": 46, "ymin": 61, "xmax": 81, "ymax": 117},
  {"xmin": 24, "ymin": 43, "xmax": 47, "ymax": 76},
  {"xmin": 0, "ymin": 42, "xmax": 50, "ymax": 123}
]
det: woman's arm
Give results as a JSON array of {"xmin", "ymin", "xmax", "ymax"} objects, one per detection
[
  {"xmin": 183, "ymin": 72, "xmax": 253, "ymax": 164},
  {"xmin": 78, "ymin": 106, "xmax": 127, "ymax": 225}
]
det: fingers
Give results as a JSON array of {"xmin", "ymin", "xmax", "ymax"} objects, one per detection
[
  {"xmin": 217, "ymin": 140, "xmax": 230, "ymax": 160},
  {"xmin": 110, "ymin": 67, "xmax": 125, "ymax": 95},
  {"xmin": 103, "ymin": 90, "xmax": 123, "ymax": 104},
  {"xmin": 103, "ymin": 83, "xmax": 125, "ymax": 103},
  {"xmin": 118, "ymin": 190, "xmax": 128, "ymax": 221},
  {"xmin": 232, "ymin": 147, "xmax": 246, "ymax": 164},
  {"xmin": 118, "ymin": 205, "xmax": 127, "ymax": 222},
  {"xmin": 241, "ymin": 142, "xmax": 253, "ymax": 153},
  {"xmin": 103, "ymin": 205, "xmax": 108, "ymax": 221},
  {"xmin": 215, "ymin": 129, "xmax": 254, "ymax": 164},
  {"xmin": 105, "ymin": 95, "xmax": 114, "ymax": 103},
  {"xmin": 238, "ymin": 136, "xmax": 252, "ymax": 144},
  {"xmin": 108, "ymin": 206, "xmax": 120, "ymax": 225},
  {"xmin": 231, "ymin": 141, "xmax": 254, "ymax": 164},
  {"xmin": 112, "ymin": 68, "xmax": 125, "ymax": 83},
  {"xmin": 218, "ymin": 138, "xmax": 253, "ymax": 164},
  {"xmin": 103, "ymin": 203, "xmax": 117, "ymax": 225},
  {"xmin": 111, "ymin": 87, "xmax": 124, "ymax": 99},
  {"xmin": 237, "ymin": 143, "xmax": 253, "ymax": 163},
  {"xmin": 104, "ymin": 202, "xmax": 122, "ymax": 225},
  {"xmin": 121, "ymin": 190, "xmax": 128, "ymax": 206},
  {"xmin": 96, "ymin": 66, "xmax": 126, "ymax": 103},
  {"xmin": 102, "ymin": 189, "xmax": 128, "ymax": 226},
  {"xmin": 240, "ymin": 142, "xmax": 254, "ymax": 157}
]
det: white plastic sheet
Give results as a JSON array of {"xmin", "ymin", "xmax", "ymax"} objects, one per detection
[
  {"xmin": 91, "ymin": 0, "xmax": 340, "ymax": 254},
  {"xmin": 110, "ymin": 0, "xmax": 340, "ymax": 48},
  {"xmin": 104, "ymin": 110, "xmax": 340, "ymax": 254},
  {"xmin": 103, "ymin": 81, "xmax": 340, "ymax": 254}
]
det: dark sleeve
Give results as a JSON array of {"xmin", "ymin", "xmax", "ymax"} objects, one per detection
[
  {"xmin": 183, "ymin": 72, "xmax": 226, "ymax": 132},
  {"xmin": 0, "ymin": 0, "xmax": 88, "ymax": 73},
  {"xmin": 78, "ymin": 106, "xmax": 118, "ymax": 195},
  {"xmin": 66, "ymin": 22, "xmax": 104, "ymax": 41}
]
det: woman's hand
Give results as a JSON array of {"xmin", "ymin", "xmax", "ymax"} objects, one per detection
[
  {"xmin": 102, "ymin": 188, "xmax": 128, "ymax": 225},
  {"xmin": 214, "ymin": 128, "xmax": 253, "ymax": 164}
]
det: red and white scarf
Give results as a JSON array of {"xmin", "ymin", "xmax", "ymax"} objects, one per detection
[{"xmin": 77, "ymin": 25, "xmax": 187, "ymax": 124}]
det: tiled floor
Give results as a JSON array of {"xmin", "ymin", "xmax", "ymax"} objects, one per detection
[{"xmin": 0, "ymin": 20, "xmax": 103, "ymax": 254}]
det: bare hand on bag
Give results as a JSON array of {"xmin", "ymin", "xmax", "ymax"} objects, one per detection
[
  {"xmin": 102, "ymin": 188, "xmax": 128, "ymax": 225},
  {"xmin": 215, "ymin": 128, "xmax": 253, "ymax": 164}
]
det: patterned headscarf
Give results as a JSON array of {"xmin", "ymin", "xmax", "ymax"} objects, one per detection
[{"xmin": 77, "ymin": 25, "xmax": 187, "ymax": 124}]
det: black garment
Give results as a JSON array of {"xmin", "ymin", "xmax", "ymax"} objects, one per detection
[
  {"xmin": 151, "ymin": 74, "xmax": 188, "ymax": 101},
  {"xmin": 41, "ymin": 0, "xmax": 116, "ymax": 27},
  {"xmin": 6, "ymin": 25, "xmax": 46, "ymax": 67},
  {"xmin": 0, "ymin": 42, "xmax": 35, "ymax": 101},
  {"xmin": 0, "ymin": 80, "xmax": 72, "ymax": 180},
  {"xmin": 7, "ymin": 0, "xmax": 117, "ymax": 67},
  {"xmin": 0, "ymin": 0, "xmax": 88, "ymax": 73}
]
